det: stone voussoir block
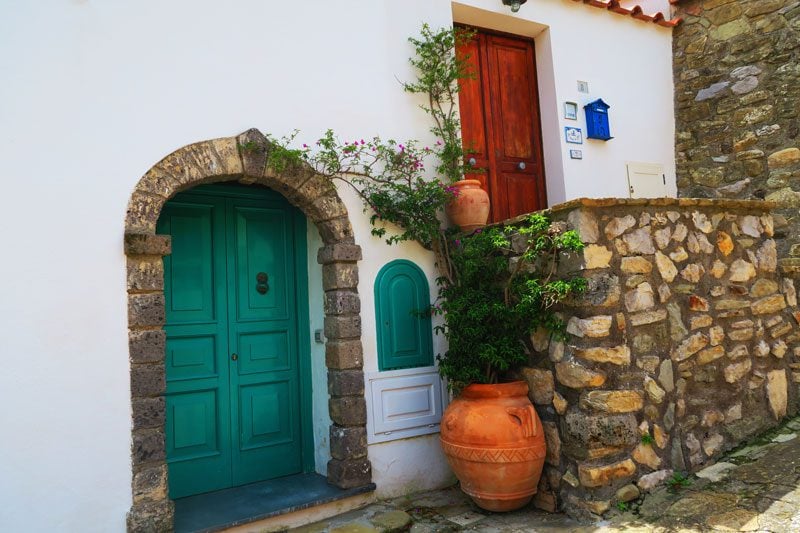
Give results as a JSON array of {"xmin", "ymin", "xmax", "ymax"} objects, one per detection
[
  {"xmin": 131, "ymin": 364, "xmax": 166, "ymax": 398},
  {"xmin": 124, "ymin": 233, "xmax": 172, "ymax": 256},
  {"xmin": 325, "ymin": 339, "xmax": 364, "ymax": 369},
  {"xmin": 132, "ymin": 429, "xmax": 166, "ymax": 466},
  {"xmin": 317, "ymin": 216, "xmax": 355, "ymax": 244},
  {"xmin": 129, "ymin": 329, "xmax": 166, "ymax": 364},
  {"xmin": 330, "ymin": 425, "xmax": 368, "ymax": 460},
  {"xmin": 132, "ymin": 397, "xmax": 166, "ymax": 431},
  {"xmin": 322, "ymin": 263, "xmax": 359, "ymax": 290},
  {"xmin": 327, "ymin": 457, "xmax": 372, "ymax": 489},
  {"xmin": 127, "ymin": 499, "xmax": 174, "ymax": 533},
  {"xmin": 128, "ymin": 293, "xmax": 166, "ymax": 327},
  {"xmin": 329, "ymin": 396, "xmax": 367, "ymax": 426},
  {"xmin": 318, "ymin": 243, "xmax": 363, "ymax": 264},
  {"xmin": 132, "ymin": 464, "xmax": 168, "ymax": 504},
  {"xmin": 236, "ymin": 128, "xmax": 270, "ymax": 178},
  {"xmin": 324, "ymin": 315, "xmax": 362, "ymax": 340},
  {"xmin": 127, "ymin": 257, "xmax": 164, "ymax": 292},
  {"xmin": 324, "ymin": 290, "xmax": 361, "ymax": 316},
  {"xmin": 126, "ymin": 192, "xmax": 165, "ymax": 234},
  {"xmin": 328, "ymin": 369, "xmax": 365, "ymax": 397}
]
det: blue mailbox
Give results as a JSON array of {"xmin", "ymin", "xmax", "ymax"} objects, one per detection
[{"xmin": 584, "ymin": 99, "xmax": 613, "ymax": 141}]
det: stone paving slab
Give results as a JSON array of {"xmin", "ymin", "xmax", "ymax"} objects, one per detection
[{"xmin": 290, "ymin": 416, "xmax": 800, "ymax": 532}]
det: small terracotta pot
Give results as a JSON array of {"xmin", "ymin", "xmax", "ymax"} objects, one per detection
[
  {"xmin": 444, "ymin": 179, "xmax": 490, "ymax": 231},
  {"xmin": 440, "ymin": 381, "xmax": 546, "ymax": 512}
]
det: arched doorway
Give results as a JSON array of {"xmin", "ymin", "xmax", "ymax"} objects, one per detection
[{"xmin": 124, "ymin": 129, "xmax": 371, "ymax": 531}]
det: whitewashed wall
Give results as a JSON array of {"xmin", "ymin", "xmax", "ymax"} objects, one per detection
[{"xmin": 0, "ymin": 0, "xmax": 675, "ymax": 531}]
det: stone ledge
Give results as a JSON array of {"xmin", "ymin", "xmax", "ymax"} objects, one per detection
[{"xmin": 493, "ymin": 197, "xmax": 776, "ymax": 228}]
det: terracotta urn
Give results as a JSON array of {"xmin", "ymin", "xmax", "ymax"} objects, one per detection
[
  {"xmin": 440, "ymin": 381, "xmax": 546, "ymax": 512},
  {"xmin": 444, "ymin": 179, "xmax": 490, "ymax": 231}
]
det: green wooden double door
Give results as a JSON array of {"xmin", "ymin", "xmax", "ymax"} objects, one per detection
[{"xmin": 157, "ymin": 184, "xmax": 312, "ymax": 499}]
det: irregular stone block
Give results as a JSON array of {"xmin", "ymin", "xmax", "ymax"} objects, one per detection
[
  {"xmin": 697, "ymin": 345, "xmax": 725, "ymax": 365},
  {"xmin": 767, "ymin": 147, "xmax": 800, "ymax": 169},
  {"xmin": 637, "ymin": 469, "xmax": 673, "ymax": 492},
  {"xmin": 672, "ymin": 332, "xmax": 709, "ymax": 362},
  {"xmin": 583, "ymin": 244, "xmax": 612, "ymax": 269},
  {"xmin": 322, "ymin": 263, "xmax": 359, "ymax": 289},
  {"xmin": 625, "ymin": 282, "xmax": 655, "ymax": 312},
  {"xmin": 623, "ymin": 228, "xmax": 656, "ymax": 255},
  {"xmin": 621, "ymin": 256, "xmax": 653, "ymax": 274},
  {"xmin": 555, "ymin": 361, "xmax": 606, "ymax": 388},
  {"xmin": 579, "ymin": 459, "xmax": 636, "ymax": 488},
  {"xmin": 604, "ymin": 215, "xmax": 636, "ymax": 239},
  {"xmin": 680, "ymin": 263, "xmax": 705, "ymax": 283},
  {"xmin": 580, "ymin": 390, "xmax": 643, "ymax": 413},
  {"xmin": 690, "ymin": 314, "xmax": 713, "ymax": 330},
  {"xmin": 128, "ymin": 293, "xmax": 166, "ymax": 327},
  {"xmin": 724, "ymin": 359, "xmax": 752, "ymax": 383},
  {"xmin": 757, "ymin": 239, "xmax": 777, "ymax": 272},
  {"xmin": 563, "ymin": 412, "xmax": 638, "ymax": 450},
  {"xmin": 543, "ymin": 421, "xmax": 561, "ymax": 466},
  {"xmin": 567, "ymin": 209, "xmax": 600, "ymax": 243},
  {"xmin": 553, "ymin": 391, "xmax": 568, "ymax": 415},
  {"xmin": 629, "ymin": 309, "xmax": 668, "ymax": 327},
  {"xmin": 566, "ymin": 315, "xmax": 612, "ymax": 338},
  {"xmin": 324, "ymin": 315, "xmax": 362, "ymax": 339},
  {"xmin": 574, "ymin": 345, "xmax": 631, "ymax": 366},
  {"xmin": 658, "ymin": 359, "xmax": 674, "ymax": 392},
  {"xmin": 655, "ymin": 251, "xmax": 678, "ymax": 283},
  {"xmin": 520, "ymin": 367, "xmax": 554, "ymax": 405},
  {"xmin": 632, "ymin": 443, "xmax": 662, "ymax": 470},
  {"xmin": 703, "ymin": 434, "xmax": 724, "ymax": 457},
  {"xmin": 752, "ymin": 294, "xmax": 786, "ymax": 315},
  {"xmin": 644, "ymin": 377, "xmax": 666, "ymax": 404},
  {"xmin": 767, "ymin": 370, "xmax": 788, "ymax": 420},
  {"xmin": 616, "ymin": 484, "xmax": 640, "ymax": 503}
]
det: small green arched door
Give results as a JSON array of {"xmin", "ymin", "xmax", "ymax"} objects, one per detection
[
  {"xmin": 375, "ymin": 260, "xmax": 434, "ymax": 371},
  {"xmin": 157, "ymin": 183, "xmax": 312, "ymax": 499}
]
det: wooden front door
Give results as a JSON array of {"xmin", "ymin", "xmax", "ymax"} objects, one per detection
[
  {"xmin": 157, "ymin": 183, "xmax": 311, "ymax": 499},
  {"xmin": 457, "ymin": 28, "xmax": 547, "ymax": 222}
]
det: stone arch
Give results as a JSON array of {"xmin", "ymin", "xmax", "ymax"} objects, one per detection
[{"xmin": 124, "ymin": 129, "xmax": 370, "ymax": 532}]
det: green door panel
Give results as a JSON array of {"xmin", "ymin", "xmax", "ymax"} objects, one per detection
[
  {"xmin": 157, "ymin": 183, "xmax": 312, "ymax": 499},
  {"xmin": 375, "ymin": 260, "xmax": 434, "ymax": 371}
]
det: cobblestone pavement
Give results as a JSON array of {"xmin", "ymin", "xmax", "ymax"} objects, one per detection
[{"xmin": 291, "ymin": 417, "xmax": 800, "ymax": 532}]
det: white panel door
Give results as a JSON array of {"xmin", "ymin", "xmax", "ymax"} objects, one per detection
[{"xmin": 627, "ymin": 162, "xmax": 667, "ymax": 198}]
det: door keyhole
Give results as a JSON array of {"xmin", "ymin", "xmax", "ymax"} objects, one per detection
[{"xmin": 231, "ymin": 353, "xmax": 238, "ymax": 361}]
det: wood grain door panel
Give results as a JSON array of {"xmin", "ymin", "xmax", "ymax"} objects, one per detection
[{"xmin": 457, "ymin": 28, "xmax": 546, "ymax": 222}]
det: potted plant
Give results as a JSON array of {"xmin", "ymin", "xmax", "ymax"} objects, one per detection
[
  {"xmin": 402, "ymin": 24, "xmax": 490, "ymax": 231},
  {"xmin": 435, "ymin": 216, "xmax": 585, "ymax": 511},
  {"xmin": 264, "ymin": 25, "xmax": 585, "ymax": 512}
]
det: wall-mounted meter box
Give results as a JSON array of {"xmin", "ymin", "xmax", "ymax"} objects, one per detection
[{"xmin": 584, "ymin": 98, "xmax": 613, "ymax": 141}]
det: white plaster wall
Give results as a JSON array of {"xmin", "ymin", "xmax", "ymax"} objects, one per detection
[
  {"xmin": 453, "ymin": 0, "xmax": 677, "ymax": 204},
  {"xmin": 0, "ymin": 0, "xmax": 676, "ymax": 530},
  {"xmin": 369, "ymin": 434, "xmax": 457, "ymax": 499},
  {"xmin": 0, "ymin": 1, "xmax": 452, "ymax": 531}
]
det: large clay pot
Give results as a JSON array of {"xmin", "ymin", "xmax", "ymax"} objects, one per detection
[
  {"xmin": 444, "ymin": 179, "xmax": 490, "ymax": 231},
  {"xmin": 440, "ymin": 381, "xmax": 546, "ymax": 512}
]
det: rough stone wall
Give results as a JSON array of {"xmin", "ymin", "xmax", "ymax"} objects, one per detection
[
  {"xmin": 672, "ymin": 0, "xmax": 800, "ymax": 259},
  {"xmin": 514, "ymin": 198, "xmax": 800, "ymax": 519}
]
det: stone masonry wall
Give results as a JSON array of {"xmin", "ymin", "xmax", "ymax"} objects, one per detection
[
  {"xmin": 673, "ymin": 0, "xmax": 800, "ymax": 260},
  {"xmin": 514, "ymin": 198, "xmax": 800, "ymax": 519}
]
